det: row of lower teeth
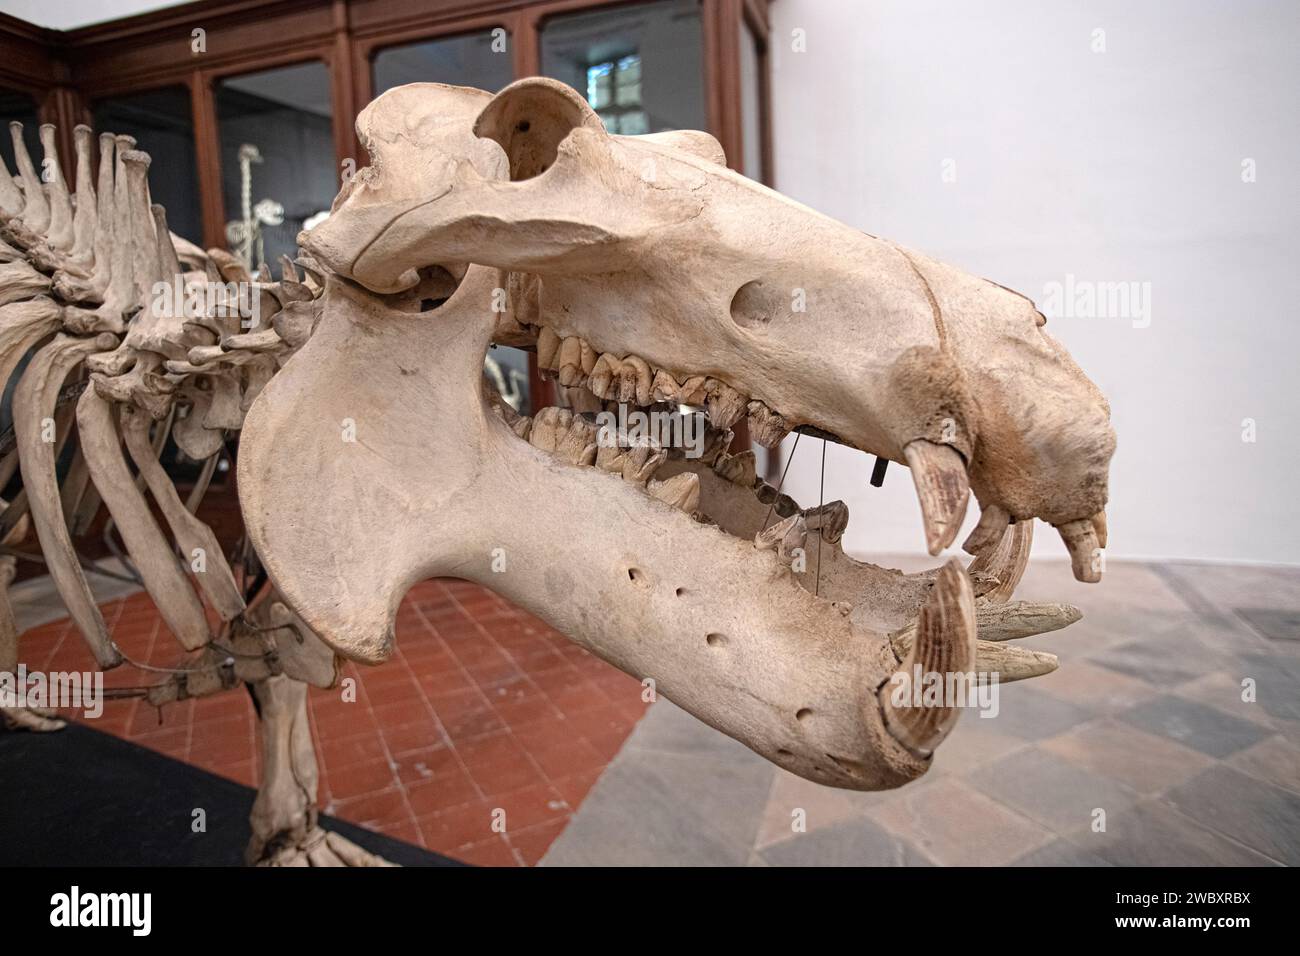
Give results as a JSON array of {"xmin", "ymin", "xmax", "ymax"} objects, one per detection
[{"xmin": 535, "ymin": 326, "xmax": 792, "ymax": 447}]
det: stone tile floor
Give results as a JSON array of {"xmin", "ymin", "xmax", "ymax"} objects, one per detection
[{"xmin": 542, "ymin": 559, "xmax": 1300, "ymax": 866}]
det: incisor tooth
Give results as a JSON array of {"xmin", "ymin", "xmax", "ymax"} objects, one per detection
[
  {"xmin": 705, "ymin": 379, "xmax": 747, "ymax": 428},
  {"xmin": 1091, "ymin": 510, "xmax": 1108, "ymax": 549},
  {"xmin": 651, "ymin": 369, "xmax": 680, "ymax": 403},
  {"xmin": 804, "ymin": 500, "xmax": 849, "ymax": 544},
  {"xmin": 975, "ymin": 640, "xmax": 1058, "ymax": 683},
  {"xmin": 580, "ymin": 339, "xmax": 597, "ymax": 375},
  {"xmin": 714, "ymin": 450, "xmax": 757, "ymax": 487},
  {"xmin": 648, "ymin": 471, "xmax": 699, "ymax": 513},
  {"xmin": 747, "ymin": 400, "xmax": 790, "ymax": 448},
  {"xmin": 1056, "ymin": 518, "xmax": 1102, "ymax": 583},
  {"xmin": 622, "ymin": 444, "xmax": 666, "ymax": 485},
  {"xmin": 557, "ymin": 337, "xmax": 584, "ymax": 387},
  {"xmin": 537, "ymin": 326, "xmax": 561, "ymax": 369}
]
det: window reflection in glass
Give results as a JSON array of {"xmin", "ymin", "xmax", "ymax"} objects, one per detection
[
  {"xmin": 373, "ymin": 30, "xmax": 513, "ymax": 95},
  {"xmin": 542, "ymin": 0, "xmax": 705, "ymax": 134},
  {"xmin": 216, "ymin": 62, "xmax": 336, "ymax": 268},
  {"xmin": 93, "ymin": 86, "xmax": 203, "ymax": 244}
]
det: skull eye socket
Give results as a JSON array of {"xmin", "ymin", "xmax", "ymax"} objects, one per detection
[{"xmin": 475, "ymin": 77, "xmax": 605, "ymax": 181}]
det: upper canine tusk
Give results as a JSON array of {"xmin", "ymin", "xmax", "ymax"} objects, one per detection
[{"xmin": 903, "ymin": 440, "xmax": 970, "ymax": 556}]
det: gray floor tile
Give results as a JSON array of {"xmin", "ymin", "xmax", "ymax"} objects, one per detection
[
  {"xmin": 760, "ymin": 815, "xmax": 934, "ymax": 866},
  {"xmin": 1071, "ymin": 799, "xmax": 1279, "ymax": 866},
  {"xmin": 1228, "ymin": 736, "xmax": 1300, "ymax": 794},
  {"xmin": 1165, "ymin": 765, "xmax": 1300, "ymax": 864},
  {"xmin": 1174, "ymin": 672, "xmax": 1279, "ymax": 730},
  {"xmin": 969, "ymin": 747, "xmax": 1137, "ymax": 834},
  {"xmin": 1041, "ymin": 718, "xmax": 1214, "ymax": 796},
  {"xmin": 1010, "ymin": 838, "xmax": 1112, "ymax": 866},
  {"xmin": 1093, "ymin": 637, "xmax": 1220, "ymax": 687},
  {"xmin": 976, "ymin": 685, "xmax": 1096, "ymax": 741},
  {"xmin": 1235, "ymin": 607, "xmax": 1300, "ymax": 643},
  {"xmin": 1158, "ymin": 563, "xmax": 1300, "ymax": 615},
  {"xmin": 540, "ymin": 748, "xmax": 775, "ymax": 866},
  {"xmin": 1236, "ymin": 653, "xmax": 1300, "ymax": 721},
  {"xmin": 865, "ymin": 776, "xmax": 1055, "ymax": 865},
  {"xmin": 622, "ymin": 698, "xmax": 769, "ymax": 765},
  {"xmin": 1119, "ymin": 694, "xmax": 1269, "ymax": 757}
]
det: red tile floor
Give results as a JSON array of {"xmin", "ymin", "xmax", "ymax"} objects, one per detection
[{"xmin": 19, "ymin": 579, "xmax": 651, "ymax": 866}]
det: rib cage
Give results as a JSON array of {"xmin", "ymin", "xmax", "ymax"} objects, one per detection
[{"xmin": 0, "ymin": 119, "xmax": 332, "ymax": 706}]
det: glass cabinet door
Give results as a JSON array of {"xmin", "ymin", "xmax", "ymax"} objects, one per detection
[
  {"xmin": 373, "ymin": 30, "xmax": 513, "ymax": 95},
  {"xmin": 93, "ymin": 86, "xmax": 203, "ymax": 245},
  {"xmin": 0, "ymin": 88, "xmax": 41, "ymax": 181},
  {"xmin": 541, "ymin": 0, "xmax": 706, "ymax": 134},
  {"xmin": 215, "ymin": 62, "xmax": 336, "ymax": 269}
]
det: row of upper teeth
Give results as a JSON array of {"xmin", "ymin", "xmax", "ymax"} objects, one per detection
[
  {"xmin": 536, "ymin": 326, "xmax": 792, "ymax": 447},
  {"xmin": 492, "ymin": 397, "xmax": 852, "ymax": 566}
]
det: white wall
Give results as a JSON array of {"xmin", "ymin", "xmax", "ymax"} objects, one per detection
[
  {"xmin": 0, "ymin": 0, "xmax": 184, "ymax": 29},
  {"xmin": 766, "ymin": 0, "xmax": 1300, "ymax": 564}
]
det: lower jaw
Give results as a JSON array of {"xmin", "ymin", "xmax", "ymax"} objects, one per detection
[{"xmin": 468, "ymin": 418, "xmax": 929, "ymax": 790}]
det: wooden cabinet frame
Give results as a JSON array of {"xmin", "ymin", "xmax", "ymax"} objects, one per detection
[{"xmin": 0, "ymin": 0, "xmax": 772, "ymax": 249}]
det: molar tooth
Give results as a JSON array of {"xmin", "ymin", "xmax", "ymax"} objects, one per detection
[
  {"xmin": 596, "ymin": 441, "xmax": 627, "ymax": 474},
  {"xmin": 528, "ymin": 406, "xmax": 571, "ymax": 454},
  {"xmin": 804, "ymin": 500, "xmax": 849, "ymax": 544},
  {"xmin": 512, "ymin": 416, "xmax": 532, "ymax": 440},
  {"xmin": 678, "ymin": 375, "xmax": 709, "ymax": 405},
  {"xmin": 622, "ymin": 443, "xmax": 667, "ymax": 485},
  {"xmin": 619, "ymin": 355, "xmax": 652, "ymax": 406},
  {"xmin": 558, "ymin": 414, "xmax": 599, "ymax": 465},
  {"xmin": 714, "ymin": 450, "xmax": 757, "ymax": 487},
  {"xmin": 747, "ymin": 400, "xmax": 790, "ymax": 448},
  {"xmin": 697, "ymin": 426, "xmax": 733, "ymax": 466},
  {"xmin": 754, "ymin": 513, "xmax": 808, "ymax": 563},
  {"xmin": 704, "ymin": 379, "xmax": 747, "ymax": 428},
  {"xmin": 589, "ymin": 353, "xmax": 620, "ymax": 399},
  {"xmin": 647, "ymin": 471, "xmax": 699, "ymax": 513},
  {"xmin": 755, "ymin": 482, "xmax": 800, "ymax": 516},
  {"xmin": 537, "ymin": 326, "xmax": 561, "ymax": 369},
  {"xmin": 557, "ymin": 336, "xmax": 585, "ymax": 387},
  {"xmin": 651, "ymin": 369, "xmax": 680, "ymax": 403}
]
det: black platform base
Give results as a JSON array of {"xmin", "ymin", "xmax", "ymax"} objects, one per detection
[{"xmin": 0, "ymin": 721, "xmax": 458, "ymax": 867}]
